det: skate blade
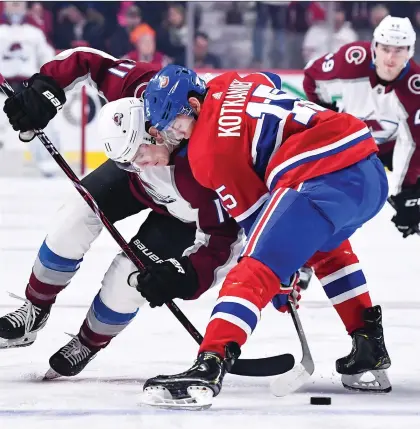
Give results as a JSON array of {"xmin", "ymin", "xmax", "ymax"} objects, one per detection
[
  {"xmin": 342, "ymin": 370, "xmax": 392, "ymax": 393},
  {"xmin": 0, "ymin": 332, "xmax": 37, "ymax": 349},
  {"xmin": 270, "ymin": 362, "xmax": 312, "ymax": 397},
  {"xmin": 140, "ymin": 386, "xmax": 214, "ymax": 411},
  {"xmin": 43, "ymin": 368, "xmax": 62, "ymax": 381}
]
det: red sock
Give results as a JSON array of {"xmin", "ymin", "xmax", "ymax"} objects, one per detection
[
  {"xmin": 308, "ymin": 240, "xmax": 371, "ymax": 334},
  {"xmin": 199, "ymin": 257, "xmax": 281, "ymax": 357}
]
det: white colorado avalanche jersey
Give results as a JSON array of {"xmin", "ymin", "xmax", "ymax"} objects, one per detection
[{"xmin": 304, "ymin": 41, "xmax": 420, "ymax": 193}]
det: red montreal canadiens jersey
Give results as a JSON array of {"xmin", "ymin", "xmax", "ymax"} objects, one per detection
[{"xmin": 188, "ymin": 71, "xmax": 378, "ymax": 232}]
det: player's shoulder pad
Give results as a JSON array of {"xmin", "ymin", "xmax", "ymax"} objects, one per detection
[
  {"xmin": 246, "ymin": 71, "xmax": 282, "ymax": 89},
  {"xmin": 394, "ymin": 59, "xmax": 420, "ymax": 114},
  {"xmin": 311, "ymin": 41, "xmax": 372, "ymax": 79},
  {"xmin": 207, "ymin": 71, "xmax": 238, "ymax": 87}
]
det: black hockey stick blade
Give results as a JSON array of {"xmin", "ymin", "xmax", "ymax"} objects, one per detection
[{"xmin": 231, "ymin": 353, "xmax": 295, "ymax": 377}]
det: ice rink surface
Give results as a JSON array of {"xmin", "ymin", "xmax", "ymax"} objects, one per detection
[{"xmin": 1, "ymin": 177, "xmax": 419, "ymax": 429}]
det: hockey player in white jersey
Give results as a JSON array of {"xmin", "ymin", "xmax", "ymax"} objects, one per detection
[
  {"xmin": 0, "ymin": 63, "xmax": 247, "ymax": 377},
  {"xmin": 301, "ymin": 15, "xmax": 420, "ymax": 289},
  {"xmin": 304, "ymin": 15, "xmax": 420, "ymax": 238},
  {"xmin": 0, "ymin": 1, "xmax": 60, "ymax": 176}
]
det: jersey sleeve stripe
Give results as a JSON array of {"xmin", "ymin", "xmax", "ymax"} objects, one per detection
[
  {"xmin": 252, "ymin": 113, "xmax": 282, "ymax": 179},
  {"xmin": 266, "ymin": 127, "xmax": 371, "ymax": 191},
  {"xmin": 234, "ymin": 192, "xmax": 270, "ymax": 223},
  {"xmin": 241, "ymin": 188, "xmax": 289, "ymax": 258}
]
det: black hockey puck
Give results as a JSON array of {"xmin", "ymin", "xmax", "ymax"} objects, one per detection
[{"xmin": 310, "ymin": 396, "xmax": 331, "ymax": 405}]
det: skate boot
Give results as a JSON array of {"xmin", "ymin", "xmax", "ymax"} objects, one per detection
[
  {"xmin": 142, "ymin": 342, "xmax": 241, "ymax": 410},
  {"xmin": 45, "ymin": 334, "xmax": 99, "ymax": 379},
  {"xmin": 0, "ymin": 293, "xmax": 51, "ymax": 348},
  {"xmin": 336, "ymin": 305, "xmax": 391, "ymax": 393}
]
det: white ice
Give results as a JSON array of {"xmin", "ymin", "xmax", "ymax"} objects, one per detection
[{"xmin": 1, "ymin": 177, "xmax": 419, "ymax": 429}]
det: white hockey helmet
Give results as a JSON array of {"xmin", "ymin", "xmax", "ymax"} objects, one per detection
[
  {"xmin": 97, "ymin": 97, "xmax": 154, "ymax": 164},
  {"xmin": 372, "ymin": 15, "xmax": 416, "ymax": 61}
]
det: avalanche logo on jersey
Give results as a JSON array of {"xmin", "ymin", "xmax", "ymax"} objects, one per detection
[
  {"xmin": 3, "ymin": 42, "xmax": 27, "ymax": 61},
  {"xmin": 408, "ymin": 74, "xmax": 420, "ymax": 95},
  {"xmin": 361, "ymin": 118, "xmax": 398, "ymax": 145}
]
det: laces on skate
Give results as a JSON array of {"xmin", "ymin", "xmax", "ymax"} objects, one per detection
[
  {"xmin": 0, "ymin": 293, "xmax": 48, "ymax": 349},
  {"xmin": 44, "ymin": 333, "xmax": 98, "ymax": 380}
]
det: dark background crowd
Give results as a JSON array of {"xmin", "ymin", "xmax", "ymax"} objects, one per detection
[{"xmin": 1, "ymin": 1, "xmax": 420, "ymax": 70}]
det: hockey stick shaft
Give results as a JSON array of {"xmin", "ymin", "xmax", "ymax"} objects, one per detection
[
  {"xmin": 270, "ymin": 300, "xmax": 314, "ymax": 396},
  {"xmin": 0, "ymin": 74, "xmax": 203, "ymax": 346},
  {"xmin": 0, "ymin": 74, "xmax": 295, "ymax": 377},
  {"xmin": 289, "ymin": 300, "xmax": 314, "ymax": 372}
]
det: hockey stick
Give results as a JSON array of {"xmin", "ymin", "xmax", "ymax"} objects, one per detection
[
  {"xmin": 0, "ymin": 74, "xmax": 295, "ymax": 377},
  {"xmin": 387, "ymin": 196, "xmax": 420, "ymax": 236},
  {"xmin": 270, "ymin": 299, "xmax": 314, "ymax": 396}
]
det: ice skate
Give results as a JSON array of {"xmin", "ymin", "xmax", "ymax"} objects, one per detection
[
  {"xmin": 336, "ymin": 305, "xmax": 391, "ymax": 393},
  {"xmin": 0, "ymin": 293, "xmax": 50, "ymax": 349},
  {"xmin": 45, "ymin": 334, "xmax": 99, "ymax": 380},
  {"xmin": 141, "ymin": 342, "xmax": 240, "ymax": 410}
]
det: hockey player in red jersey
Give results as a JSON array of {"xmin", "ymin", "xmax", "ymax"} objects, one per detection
[
  {"xmin": 304, "ymin": 15, "xmax": 420, "ymax": 239},
  {"xmin": 0, "ymin": 49, "xmax": 255, "ymax": 378},
  {"xmin": 140, "ymin": 64, "xmax": 392, "ymax": 407}
]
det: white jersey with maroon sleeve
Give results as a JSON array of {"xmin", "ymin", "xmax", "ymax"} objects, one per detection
[{"xmin": 303, "ymin": 41, "xmax": 420, "ymax": 192}]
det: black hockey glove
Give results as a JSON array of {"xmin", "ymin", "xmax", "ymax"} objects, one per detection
[
  {"xmin": 129, "ymin": 257, "xmax": 199, "ymax": 308},
  {"xmin": 389, "ymin": 188, "xmax": 420, "ymax": 238},
  {"xmin": 3, "ymin": 73, "xmax": 66, "ymax": 136}
]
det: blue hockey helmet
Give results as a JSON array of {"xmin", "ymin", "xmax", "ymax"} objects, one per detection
[{"xmin": 144, "ymin": 65, "xmax": 207, "ymax": 132}]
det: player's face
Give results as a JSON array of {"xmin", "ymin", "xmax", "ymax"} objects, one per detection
[
  {"xmin": 375, "ymin": 44, "xmax": 410, "ymax": 81},
  {"xmin": 150, "ymin": 114, "xmax": 196, "ymax": 147},
  {"xmin": 131, "ymin": 143, "xmax": 170, "ymax": 168}
]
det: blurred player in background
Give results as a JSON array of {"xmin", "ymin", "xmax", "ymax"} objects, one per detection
[
  {"xmin": 0, "ymin": 1, "xmax": 59, "ymax": 176},
  {"xmin": 138, "ymin": 64, "xmax": 392, "ymax": 408},
  {"xmin": 301, "ymin": 15, "xmax": 420, "ymax": 290},
  {"xmin": 304, "ymin": 15, "xmax": 420, "ymax": 238}
]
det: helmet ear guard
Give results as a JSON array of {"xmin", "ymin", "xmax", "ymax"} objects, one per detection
[{"xmin": 371, "ymin": 15, "xmax": 416, "ymax": 63}]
